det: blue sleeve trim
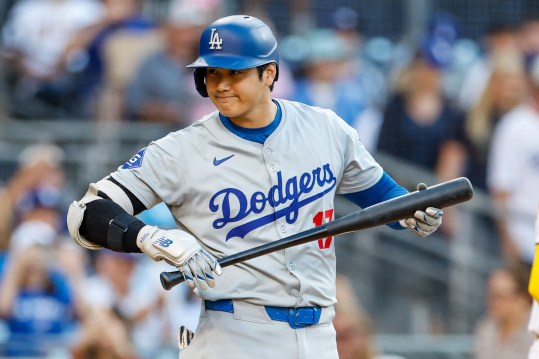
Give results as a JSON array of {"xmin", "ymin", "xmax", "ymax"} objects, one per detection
[{"xmin": 342, "ymin": 172, "xmax": 409, "ymax": 229}]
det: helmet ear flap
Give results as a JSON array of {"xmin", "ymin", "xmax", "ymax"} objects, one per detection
[{"xmin": 193, "ymin": 69, "xmax": 208, "ymax": 98}]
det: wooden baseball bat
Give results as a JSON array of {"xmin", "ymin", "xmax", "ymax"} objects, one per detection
[{"xmin": 160, "ymin": 177, "xmax": 474, "ymax": 290}]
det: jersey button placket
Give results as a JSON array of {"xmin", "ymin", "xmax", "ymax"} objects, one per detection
[{"xmin": 264, "ymin": 145, "xmax": 284, "ymax": 238}]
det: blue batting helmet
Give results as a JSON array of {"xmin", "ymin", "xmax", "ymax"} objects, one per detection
[{"xmin": 187, "ymin": 15, "xmax": 279, "ymax": 97}]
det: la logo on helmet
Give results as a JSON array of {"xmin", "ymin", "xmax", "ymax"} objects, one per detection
[{"xmin": 209, "ymin": 28, "xmax": 223, "ymax": 50}]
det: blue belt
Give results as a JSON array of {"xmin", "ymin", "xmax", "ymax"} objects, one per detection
[{"xmin": 204, "ymin": 299, "xmax": 322, "ymax": 329}]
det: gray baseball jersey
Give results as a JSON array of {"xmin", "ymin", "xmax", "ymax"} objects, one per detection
[{"xmin": 112, "ymin": 98, "xmax": 383, "ymax": 307}]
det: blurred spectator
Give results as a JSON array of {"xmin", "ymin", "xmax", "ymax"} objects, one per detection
[
  {"xmin": 473, "ymin": 264, "xmax": 534, "ymax": 359},
  {"xmin": 291, "ymin": 28, "xmax": 361, "ymax": 124},
  {"xmin": 459, "ymin": 49, "xmax": 527, "ymax": 264},
  {"xmin": 71, "ymin": 306, "xmax": 137, "ymax": 359},
  {"xmin": 518, "ymin": 16, "xmax": 539, "ymax": 64},
  {"xmin": 60, "ymin": 0, "xmax": 156, "ymax": 120},
  {"xmin": 0, "ymin": 143, "xmax": 64, "ymax": 257},
  {"xmin": 378, "ymin": 13, "xmax": 464, "ymax": 179},
  {"xmin": 1, "ymin": 0, "xmax": 104, "ymax": 119},
  {"xmin": 377, "ymin": 49, "xmax": 468, "ymax": 236},
  {"xmin": 457, "ymin": 21, "xmax": 519, "ymax": 112},
  {"xmin": 334, "ymin": 274, "xmax": 405, "ymax": 359},
  {"xmin": 124, "ymin": 0, "xmax": 212, "ymax": 126},
  {"xmin": 464, "ymin": 49, "xmax": 527, "ymax": 190},
  {"xmin": 83, "ymin": 251, "xmax": 176, "ymax": 357},
  {"xmin": 0, "ymin": 244, "xmax": 79, "ymax": 357},
  {"xmin": 329, "ymin": 7, "xmax": 388, "ymax": 152},
  {"xmin": 377, "ymin": 52, "xmax": 467, "ymax": 181},
  {"xmin": 0, "ymin": 143, "xmax": 75, "ymax": 356},
  {"xmin": 487, "ymin": 54, "xmax": 539, "ymax": 265},
  {"xmin": 291, "ymin": 29, "xmax": 379, "ymax": 149},
  {"xmin": 330, "ymin": 7, "xmax": 388, "ymax": 109},
  {"xmin": 390, "ymin": 13, "xmax": 459, "ymax": 106}
]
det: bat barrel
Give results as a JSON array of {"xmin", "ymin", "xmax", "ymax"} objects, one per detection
[{"xmin": 326, "ymin": 176, "xmax": 473, "ymax": 235}]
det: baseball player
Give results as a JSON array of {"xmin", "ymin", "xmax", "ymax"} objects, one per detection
[{"xmin": 67, "ymin": 15, "xmax": 443, "ymax": 358}]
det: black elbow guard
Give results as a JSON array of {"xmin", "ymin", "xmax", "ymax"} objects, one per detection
[
  {"xmin": 107, "ymin": 212, "xmax": 145, "ymax": 252},
  {"xmin": 80, "ymin": 199, "xmax": 145, "ymax": 253}
]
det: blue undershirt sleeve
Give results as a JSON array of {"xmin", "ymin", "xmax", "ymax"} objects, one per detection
[{"xmin": 342, "ymin": 172, "xmax": 409, "ymax": 229}]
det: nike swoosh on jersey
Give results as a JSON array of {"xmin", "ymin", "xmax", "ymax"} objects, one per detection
[{"xmin": 213, "ymin": 154, "xmax": 235, "ymax": 166}]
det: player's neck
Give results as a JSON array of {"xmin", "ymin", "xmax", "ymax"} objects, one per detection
[{"xmin": 227, "ymin": 99, "xmax": 277, "ymax": 129}]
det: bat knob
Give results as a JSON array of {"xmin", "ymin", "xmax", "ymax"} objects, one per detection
[
  {"xmin": 160, "ymin": 271, "xmax": 184, "ymax": 290},
  {"xmin": 416, "ymin": 183, "xmax": 428, "ymax": 191}
]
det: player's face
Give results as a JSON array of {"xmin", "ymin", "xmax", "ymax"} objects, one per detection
[{"xmin": 205, "ymin": 66, "xmax": 276, "ymax": 127}]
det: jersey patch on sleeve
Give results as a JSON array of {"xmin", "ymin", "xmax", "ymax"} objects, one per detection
[{"xmin": 121, "ymin": 148, "xmax": 147, "ymax": 169}]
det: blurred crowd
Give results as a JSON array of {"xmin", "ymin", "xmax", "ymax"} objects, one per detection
[
  {"xmin": 1, "ymin": 0, "xmax": 539, "ymax": 358},
  {"xmin": 0, "ymin": 143, "xmax": 200, "ymax": 358}
]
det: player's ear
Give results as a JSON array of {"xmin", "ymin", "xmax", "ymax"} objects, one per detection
[{"xmin": 264, "ymin": 63, "xmax": 277, "ymax": 86}]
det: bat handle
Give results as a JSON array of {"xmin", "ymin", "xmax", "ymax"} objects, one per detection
[
  {"xmin": 160, "ymin": 256, "xmax": 231, "ymax": 290},
  {"xmin": 160, "ymin": 270, "xmax": 184, "ymax": 290}
]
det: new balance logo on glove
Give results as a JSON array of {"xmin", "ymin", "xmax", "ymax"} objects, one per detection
[{"xmin": 155, "ymin": 236, "xmax": 174, "ymax": 248}]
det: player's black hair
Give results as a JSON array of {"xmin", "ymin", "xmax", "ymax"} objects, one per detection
[{"xmin": 256, "ymin": 64, "xmax": 276, "ymax": 91}]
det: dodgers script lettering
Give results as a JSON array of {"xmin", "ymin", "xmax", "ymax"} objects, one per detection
[{"xmin": 209, "ymin": 164, "xmax": 337, "ymax": 240}]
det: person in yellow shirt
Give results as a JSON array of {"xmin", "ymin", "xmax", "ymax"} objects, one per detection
[{"xmin": 528, "ymin": 208, "xmax": 539, "ymax": 358}]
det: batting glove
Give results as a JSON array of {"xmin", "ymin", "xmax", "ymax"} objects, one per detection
[
  {"xmin": 137, "ymin": 225, "xmax": 222, "ymax": 290},
  {"xmin": 399, "ymin": 207, "xmax": 443, "ymax": 237},
  {"xmin": 178, "ymin": 326, "xmax": 195, "ymax": 350}
]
